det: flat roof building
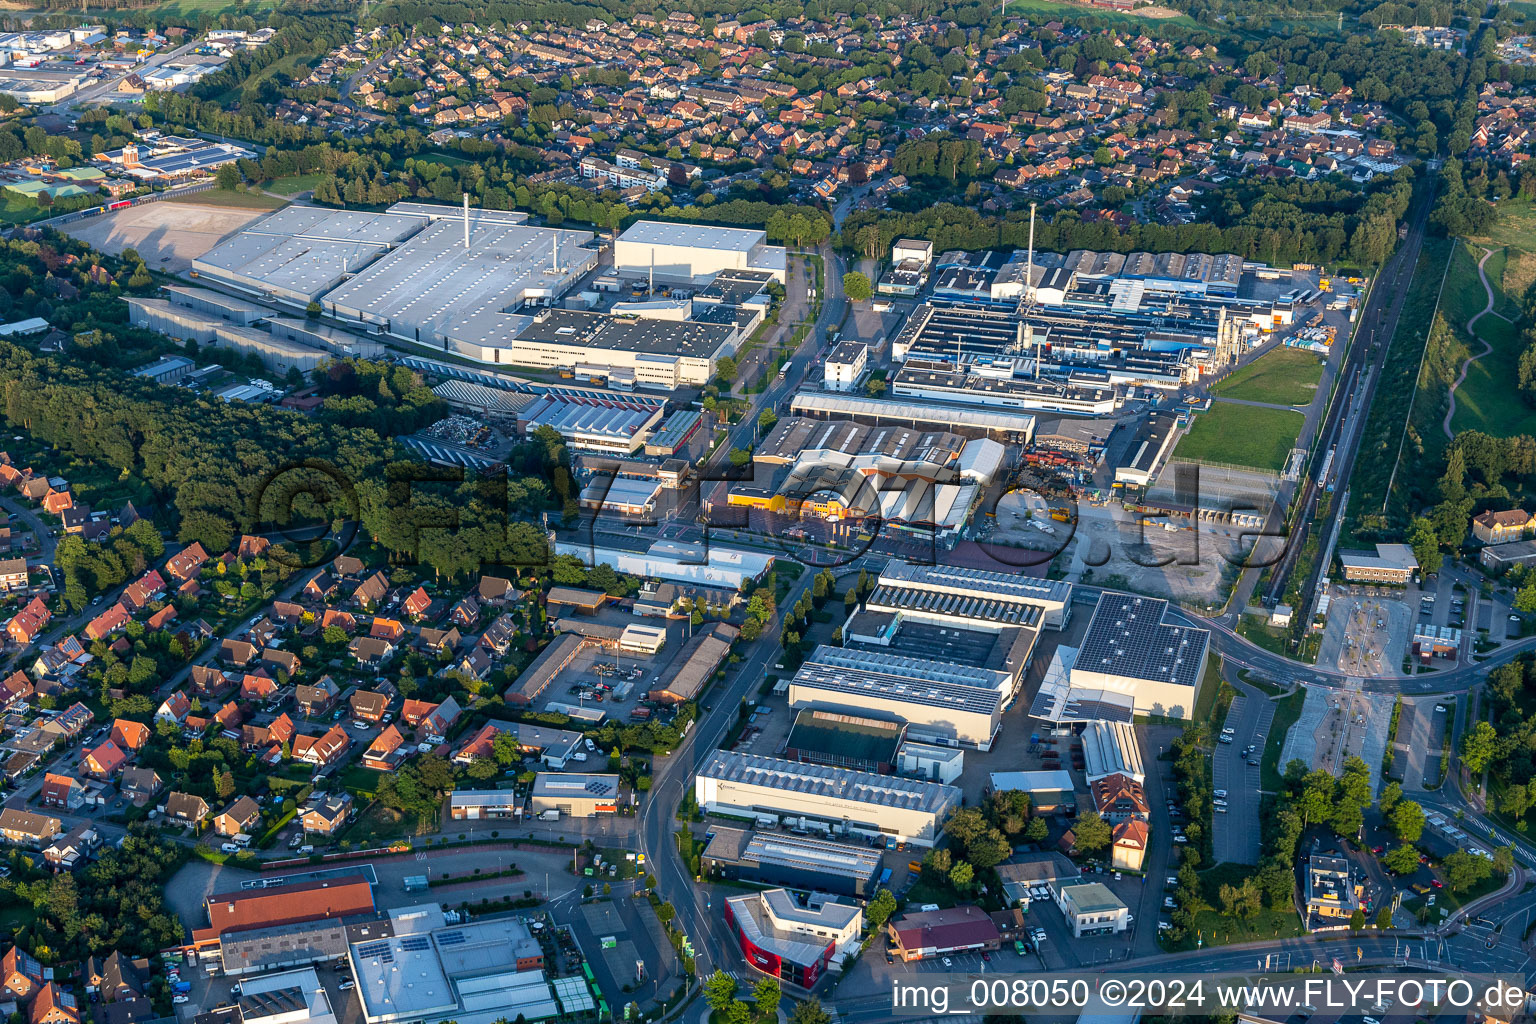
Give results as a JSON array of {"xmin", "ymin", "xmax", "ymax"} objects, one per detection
[
  {"xmin": 695, "ymin": 749, "xmax": 960, "ymax": 847},
  {"xmin": 553, "ymin": 538, "xmax": 774, "ymax": 590},
  {"xmin": 194, "ymin": 875, "xmax": 375, "ymax": 945},
  {"xmin": 528, "ymin": 773, "xmax": 622, "ymax": 817},
  {"xmin": 724, "ymin": 889, "xmax": 860, "ymax": 990},
  {"xmin": 1337, "ymin": 543, "xmax": 1418, "ymax": 584},
  {"xmin": 787, "ymin": 651, "xmax": 1003, "ymax": 750},
  {"xmin": 518, "ymin": 392, "xmax": 665, "ymax": 455},
  {"xmin": 783, "ymin": 708, "xmax": 905, "ymax": 774},
  {"xmin": 702, "ymin": 826, "xmax": 883, "ymax": 898},
  {"xmin": 988, "ymin": 770, "xmax": 1078, "ymax": 814},
  {"xmin": 217, "ymin": 919, "xmax": 350, "ymax": 976},
  {"xmin": 867, "ymin": 561, "xmax": 1072, "ymax": 630},
  {"xmin": 1056, "ymin": 592, "xmax": 1210, "ymax": 721},
  {"xmin": 614, "ymin": 221, "xmax": 787, "ymax": 284},
  {"xmin": 347, "ymin": 905, "xmax": 555, "ymax": 1024},
  {"xmin": 1055, "ymin": 882, "xmax": 1130, "ymax": 937}
]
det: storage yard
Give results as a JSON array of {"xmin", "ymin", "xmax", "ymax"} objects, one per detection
[{"xmin": 58, "ymin": 199, "xmax": 274, "ymax": 272}]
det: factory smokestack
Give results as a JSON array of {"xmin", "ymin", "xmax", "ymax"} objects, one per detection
[
  {"xmin": 463, "ymin": 193, "xmax": 470, "ymax": 249},
  {"xmin": 1026, "ymin": 202, "xmax": 1036, "ymax": 305}
]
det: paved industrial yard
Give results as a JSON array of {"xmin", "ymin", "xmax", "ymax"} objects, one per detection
[{"xmin": 58, "ymin": 200, "xmax": 272, "ymax": 272}]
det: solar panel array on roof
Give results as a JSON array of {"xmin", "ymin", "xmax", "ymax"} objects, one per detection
[
  {"xmin": 400, "ymin": 936, "xmax": 432, "ymax": 952},
  {"xmin": 1076, "ymin": 592, "xmax": 1205, "ymax": 689},
  {"xmin": 238, "ymin": 986, "xmax": 306, "ymax": 1017},
  {"xmin": 356, "ymin": 940, "xmax": 392, "ymax": 961},
  {"xmin": 791, "ymin": 660, "xmax": 1001, "ymax": 716},
  {"xmin": 435, "ymin": 930, "xmax": 466, "ymax": 946},
  {"xmin": 699, "ymin": 749, "xmax": 961, "ymax": 814},
  {"xmin": 866, "ymin": 584, "xmax": 1044, "ymax": 627}
]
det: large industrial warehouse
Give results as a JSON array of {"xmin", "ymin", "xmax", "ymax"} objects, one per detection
[
  {"xmin": 785, "ymin": 651, "xmax": 1004, "ymax": 750},
  {"xmin": 192, "ymin": 206, "xmax": 427, "ymax": 305},
  {"xmin": 694, "ymin": 749, "xmax": 961, "ymax": 847},
  {"xmin": 321, "ymin": 214, "xmax": 600, "ymax": 348},
  {"xmin": 614, "ymin": 221, "xmax": 787, "ymax": 284}
]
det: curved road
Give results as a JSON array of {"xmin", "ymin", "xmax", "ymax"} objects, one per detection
[{"xmin": 1442, "ymin": 246, "xmax": 1499, "ymax": 439}]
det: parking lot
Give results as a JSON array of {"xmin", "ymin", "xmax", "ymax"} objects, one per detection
[{"xmin": 1213, "ymin": 686, "xmax": 1270, "ymax": 865}]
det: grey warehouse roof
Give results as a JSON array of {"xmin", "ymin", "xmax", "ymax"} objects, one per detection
[
  {"xmin": 699, "ymin": 749, "xmax": 961, "ymax": 814},
  {"xmin": 618, "ymin": 220, "xmax": 765, "ymax": 252},
  {"xmin": 790, "ymin": 660, "xmax": 1002, "ymax": 717}
]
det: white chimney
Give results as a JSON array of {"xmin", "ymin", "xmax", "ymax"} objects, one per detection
[{"xmin": 462, "ymin": 192, "xmax": 469, "ymax": 249}]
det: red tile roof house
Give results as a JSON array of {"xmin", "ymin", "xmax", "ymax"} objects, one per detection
[
  {"xmin": 165, "ymin": 542, "xmax": 209, "ymax": 581},
  {"xmin": 82, "ymin": 740, "xmax": 127, "ymax": 779},
  {"xmin": 402, "ymin": 586, "xmax": 432, "ymax": 621},
  {"xmin": 213, "ymin": 795, "xmax": 261, "ymax": 837},
  {"xmin": 110, "ymin": 718, "xmax": 150, "ymax": 752},
  {"xmin": 363, "ymin": 724, "xmax": 408, "ymax": 770},
  {"xmin": 39, "ymin": 772, "xmax": 83, "ymax": 810},
  {"xmin": 155, "ymin": 692, "xmax": 191, "ymax": 726},
  {"xmin": 41, "ymin": 489, "xmax": 73, "ymax": 516},
  {"xmin": 240, "ymin": 674, "xmax": 278, "ymax": 701},
  {"xmin": 146, "ymin": 605, "xmax": 177, "ymax": 631},
  {"xmin": 84, "ymin": 603, "xmax": 131, "ymax": 641},
  {"xmin": 401, "ymin": 699, "xmax": 439, "ymax": 727},
  {"xmin": 7, "ymin": 596, "xmax": 50, "ymax": 644},
  {"xmin": 300, "ymin": 793, "xmax": 354, "ymax": 834},
  {"xmin": 119, "ymin": 570, "xmax": 165, "ymax": 612},
  {"xmin": 320, "ymin": 608, "xmax": 356, "ymax": 633},
  {"xmin": 0, "ymin": 670, "xmax": 34, "ymax": 711},
  {"xmin": 29, "ymin": 980, "xmax": 78, "ymax": 1024},
  {"xmin": 2, "ymin": 945, "xmax": 44, "ymax": 1001},
  {"xmin": 292, "ymin": 725, "xmax": 350, "ymax": 767},
  {"xmin": 418, "ymin": 695, "xmax": 462, "ymax": 744},
  {"xmin": 370, "ymin": 617, "xmax": 405, "ymax": 641}
]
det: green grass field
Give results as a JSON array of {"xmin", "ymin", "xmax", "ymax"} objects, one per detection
[
  {"xmin": 1173, "ymin": 403, "xmax": 1304, "ymax": 472},
  {"xmin": 1467, "ymin": 200, "xmax": 1536, "ymax": 251},
  {"xmin": 1211, "ymin": 347, "xmax": 1324, "ymax": 406},
  {"xmin": 0, "ymin": 191, "xmax": 49, "ymax": 226},
  {"xmin": 995, "ymin": 0, "xmax": 1199, "ymax": 26},
  {"xmin": 268, "ymin": 173, "xmax": 326, "ymax": 196}
]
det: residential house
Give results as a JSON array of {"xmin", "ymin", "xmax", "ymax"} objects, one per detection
[
  {"xmin": 118, "ymin": 766, "xmax": 163, "ymax": 805},
  {"xmin": 450, "ymin": 595, "xmax": 481, "ymax": 628},
  {"xmin": 2, "ymin": 946, "xmax": 43, "ymax": 1000},
  {"xmin": 1111, "ymin": 819, "xmax": 1149, "ymax": 871},
  {"xmin": 165, "ymin": 542, "xmax": 209, "ymax": 580},
  {"xmin": 300, "ymin": 793, "xmax": 354, "ymax": 835},
  {"xmin": 303, "ymin": 573, "xmax": 339, "ymax": 603},
  {"xmin": 352, "ymin": 571, "xmax": 389, "ymax": 609},
  {"xmin": 1473, "ymin": 508, "xmax": 1532, "ymax": 545},
  {"xmin": 85, "ymin": 603, "xmax": 131, "ymax": 641},
  {"xmin": 418, "ymin": 695, "xmax": 462, "ymax": 744},
  {"xmin": 220, "ymin": 639, "xmax": 258, "ymax": 667},
  {"xmin": 401, "ymin": 699, "xmax": 439, "ymax": 727},
  {"xmin": 418, "ymin": 626, "xmax": 461, "ymax": 655},
  {"xmin": 39, "ymin": 772, "xmax": 83, "ymax": 810},
  {"xmin": 213, "ymin": 795, "xmax": 261, "ymax": 837},
  {"xmin": 29, "ymin": 981, "xmax": 80, "ymax": 1024},
  {"xmin": 363, "ymin": 724, "xmax": 408, "ymax": 770},
  {"xmin": 86, "ymin": 951, "xmax": 145, "ymax": 1003},
  {"xmin": 0, "ymin": 558, "xmax": 27, "ymax": 592},
  {"xmin": 261, "ymin": 648, "xmax": 300, "ymax": 678},
  {"xmin": 44, "ymin": 824, "xmax": 100, "ymax": 873},
  {"xmin": 236, "ymin": 535, "xmax": 271, "ymax": 559},
  {"xmin": 332, "ymin": 555, "xmax": 365, "ymax": 577},
  {"xmin": 120, "ymin": 570, "xmax": 166, "ymax": 612},
  {"xmin": 271, "ymin": 600, "xmax": 306, "ymax": 626},
  {"xmin": 402, "ymin": 586, "xmax": 432, "ymax": 620},
  {"xmin": 0, "ymin": 808, "xmax": 62, "ymax": 847},
  {"xmin": 8, "ymin": 596, "xmax": 51, "ymax": 645},
  {"xmin": 110, "ymin": 718, "xmax": 150, "ymax": 752},
  {"xmin": 349, "ymin": 636, "xmax": 395, "ymax": 666},
  {"xmin": 240, "ymin": 674, "xmax": 278, "ymax": 701},
  {"xmin": 190, "ymin": 665, "xmax": 234, "ymax": 698},
  {"xmin": 295, "ymin": 677, "xmax": 340, "ymax": 717},
  {"xmin": 349, "ymin": 689, "xmax": 390, "ymax": 723},
  {"xmin": 1091, "ymin": 773, "xmax": 1149, "ymax": 824},
  {"xmin": 0, "ymin": 671, "xmax": 33, "ymax": 711},
  {"xmin": 82, "ymin": 740, "xmax": 127, "ymax": 779},
  {"xmin": 146, "ymin": 606, "xmax": 177, "ymax": 631},
  {"xmin": 162, "ymin": 791, "xmax": 210, "ymax": 826},
  {"xmin": 320, "ymin": 608, "xmax": 356, "ymax": 633},
  {"xmin": 292, "ymin": 725, "xmax": 350, "ymax": 768},
  {"xmin": 370, "ymin": 617, "xmax": 404, "ymax": 642}
]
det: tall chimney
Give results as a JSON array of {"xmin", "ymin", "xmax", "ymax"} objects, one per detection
[
  {"xmin": 462, "ymin": 192, "xmax": 469, "ymax": 249},
  {"xmin": 1025, "ymin": 202, "xmax": 1036, "ymax": 304}
]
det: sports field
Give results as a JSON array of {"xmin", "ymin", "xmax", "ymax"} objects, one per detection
[
  {"xmin": 1172, "ymin": 403, "xmax": 1304, "ymax": 473},
  {"xmin": 1211, "ymin": 347, "xmax": 1324, "ymax": 406}
]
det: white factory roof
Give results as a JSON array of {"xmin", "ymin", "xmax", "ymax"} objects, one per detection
[
  {"xmin": 789, "ymin": 391, "xmax": 1038, "ymax": 435},
  {"xmin": 1080, "ymin": 720, "xmax": 1144, "ymax": 783},
  {"xmin": 520, "ymin": 392, "xmax": 660, "ymax": 440},
  {"xmin": 618, "ymin": 220, "xmax": 764, "ymax": 252},
  {"xmin": 724, "ymin": 890, "xmax": 859, "ymax": 967},
  {"xmin": 1028, "ymin": 644, "xmax": 1137, "ymax": 725},
  {"xmin": 879, "ymin": 562, "xmax": 1073, "ymax": 606},
  {"xmin": 990, "ymin": 769, "xmax": 1075, "ymax": 793},
  {"xmin": 699, "ymin": 749, "xmax": 962, "ymax": 814},
  {"xmin": 531, "ymin": 773, "xmax": 620, "ymax": 800}
]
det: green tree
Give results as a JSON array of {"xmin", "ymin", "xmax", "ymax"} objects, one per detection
[
  {"xmin": 1378, "ymin": 781, "xmax": 1402, "ymax": 816},
  {"xmin": 1349, "ymin": 908, "xmax": 1366, "ymax": 931},
  {"xmin": 1381, "ymin": 845, "xmax": 1421, "ymax": 875},
  {"xmin": 751, "ymin": 977, "xmax": 780, "ymax": 1021},
  {"xmin": 1375, "ymin": 905, "xmax": 1393, "ymax": 930},
  {"xmin": 1391, "ymin": 800, "xmax": 1425, "ymax": 843},
  {"xmin": 865, "ymin": 889, "xmax": 897, "ymax": 931},
  {"xmin": 703, "ymin": 971, "xmax": 737, "ymax": 1013},
  {"xmin": 1461, "ymin": 721, "xmax": 1498, "ymax": 775},
  {"xmin": 842, "ymin": 271, "xmax": 872, "ymax": 301},
  {"xmin": 215, "ymin": 163, "xmax": 241, "ymax": 190},
  {"xmin": 1024, "ymin": 817, "xmax": 1049, "ymax": 843},
  {"xmin": 1442, "ymin": 850, "xmax": 1492, "ymax": 892},
  {"xmin": 949, "ymin": 860, "xmax": 975, "ymax": 891},
  {"xmin": 788, "ymin": 999, "xmax": 832, "ymax": 1024},
  {"xmin": 1069, "ymin": 810, "xmax": 1112, "ymax": 854},
  {"xmin": 1406, "ymin": 517, "xmax": 1442, "ymax": 575}
]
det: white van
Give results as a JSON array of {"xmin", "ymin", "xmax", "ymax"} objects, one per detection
[{"xmin": 221, "ymin": 843, "xmax": 240, "ymax": 854}]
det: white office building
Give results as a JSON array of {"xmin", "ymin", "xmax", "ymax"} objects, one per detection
[{"xmin": 613, "ymin": 221, "xmax": 787, "ymax": 284}]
